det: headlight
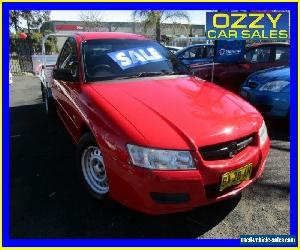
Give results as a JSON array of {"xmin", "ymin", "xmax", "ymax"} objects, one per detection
[
  {"xmin": 127, "ymin": 144, "xmax": 196, "ymax": 170},
  {"xmin": 258, "ymin": 121, "xmax": 268, "ymax": 146},
  {"xmin": 259, "ymin": 80, "xmax": 289, "ymax": 92}
]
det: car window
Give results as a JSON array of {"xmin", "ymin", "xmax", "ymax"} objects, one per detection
[
  {"xmin": 181, "ymin": 46, "xmax": 214, "ymax": 59},
  {"xmin": 206, "ymin": 46, "xmax": 214, "ymax": 58},
  {"xmin": 57, "ymin": 38, "xmax": 78, "ymax": 78},
  {"xmin": 245, "ymin": 47, "xmax": 271, "ymax": 63},
  {"xmin": 181, "ymin": 47, "xmax": 198, "ymax": 59},
  {"xmin": 275, "ymin": 46, "xmax": 290, "ymax": 62},
  {"xmin": 57, "ymin": 43, "xmax": 70, "ymax": 68},
  {"xmin": 83, "ymin": 39, "xmax": 188, "ymax": 82}
]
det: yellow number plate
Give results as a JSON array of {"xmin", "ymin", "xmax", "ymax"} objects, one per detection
[{"xmin": 220, "ymin": 163, "xmax": 253, "ymax": 192}]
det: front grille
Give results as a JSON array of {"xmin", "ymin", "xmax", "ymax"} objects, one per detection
[
  {"xmin": 199, "ymin": 135, "xmax": 254, "ymax": 161},
  {"xmin": 247, "ymin": 80, "xmax": 259, "ymax": 89}
]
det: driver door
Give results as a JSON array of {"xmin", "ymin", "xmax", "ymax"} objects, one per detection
[{"xmin": 52, "ymin": 37, "xmax": 81, "ymax": 140}]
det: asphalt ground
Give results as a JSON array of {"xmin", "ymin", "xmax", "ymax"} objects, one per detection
[{"xmin": 10, "ymin": 75, "xmax": 290, "ymax": 238}]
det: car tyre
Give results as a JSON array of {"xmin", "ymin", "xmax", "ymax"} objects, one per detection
[
  {"xmin": 41, "ymin": 83, "xmax": 46, "ymax": 102},
  {"xmin": 43, "ymin": 87, "xmax": 56, "ymax": 117},
  {"xmin": 76, "ymin": 132, "xmax": 109, "ymax": 200}
]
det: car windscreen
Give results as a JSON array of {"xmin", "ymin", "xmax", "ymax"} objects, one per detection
[{"xmin": 82, "ymin": 39, "xmax": 188, "ymax": 82}]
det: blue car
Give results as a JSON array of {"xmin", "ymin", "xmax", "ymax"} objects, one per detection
[
  {"xmin": 240, "ymin": 66, "xmax": 290, "ymax": 119},
  {"xmin": 176, "ymin": 44, "xmax": 214, "ymax": 67}
]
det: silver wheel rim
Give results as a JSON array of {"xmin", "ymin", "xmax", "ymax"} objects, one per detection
[{"xmin": 81, "ymin": 146, "xmax": 109, "ymax": 194}]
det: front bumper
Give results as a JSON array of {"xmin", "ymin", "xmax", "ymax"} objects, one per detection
[
  {"xmin": 240, "ymin": 86, "xmax": 289, "ymax": 118},
  {"xmin": 104, "ymin": 138, "xmax": 270, "ymax": 215}
]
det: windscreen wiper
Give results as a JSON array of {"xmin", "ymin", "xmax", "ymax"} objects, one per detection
[
  {"xmin": 107, "ymin": 71, "xmax": 174, "ymax": 80},
  {"xmin": 131, "ymin": 71, "xmax": 185, "ymax": 77},
  {"xmin": 135, "ymin": 71, "xmax": 167, "ymax": 77},
  {"xmin": 92, "ymin": 71, "xmax": 179, "ymax": 81}
]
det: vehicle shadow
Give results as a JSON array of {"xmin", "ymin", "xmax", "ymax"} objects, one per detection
[
  {"xmin": 265, "ymin": 118, "xmax": 290, "ymax": 142},
  {"xmin": 10, "ymin": 104, "xmax": 240, "ymax": 239}
]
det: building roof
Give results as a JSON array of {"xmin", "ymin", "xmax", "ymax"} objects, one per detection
[{"xmin": 74, "ymin": 32, "xmax": 149, "ymax": 41}]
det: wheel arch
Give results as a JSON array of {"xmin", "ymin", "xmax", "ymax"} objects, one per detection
[
  {"xmin": 80, "ymin": 123, "xmax": 92, "ymax": 137},
  {"xmin": 78, "ymin": 122, "xmax": 101, "ymax": 146}
]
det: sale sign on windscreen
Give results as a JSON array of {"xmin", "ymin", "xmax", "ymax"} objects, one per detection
[{"xmin": 206, "ymin": 11, "xmax": 289, "ymax": 40}]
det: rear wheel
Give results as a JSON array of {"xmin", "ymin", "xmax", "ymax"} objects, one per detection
[
  {"xmin": 76, "ymin": 132, "xmax": 109, "ymax": 199},
  {"xmin": 41, "ymin": 83, "xmax": 45, "ymax": 102}
]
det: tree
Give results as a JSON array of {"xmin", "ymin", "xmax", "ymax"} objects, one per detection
[
  {"xmin": 9, "ymin": 10, "xmax": 21, "ymax": 33},
  {"xmin": 30, "ymin": 31, "xmax": 43, "ymax": 53},
  {"xmin": 43, "ymin": 30, "xmax": 59, "ymax": 54},
  {"xmin": 20, "ymin": 11, "xmax": 50, "ymax": 34},
  {"xmin": 9, "ymin": 32, "xmax": 18, "ymax": 53},
  {"xmin": 10, "ymin": 10, "xmax": 50, "ymax": 34},
  {"xmin": 32, "ymin": 11, "xmax": 51, "ymax": 27},
  {"xmin": 30, "ymin": 30, "xmax": 58, "ymax": 54},
  {"xmin": 79, "ymin": 11, "xmax": 103, "ymax": 31},
  {"xmin": 132, "ymin": 10, "xmax": 190, "ymax": 42}
]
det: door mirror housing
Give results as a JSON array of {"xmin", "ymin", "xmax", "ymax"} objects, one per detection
[{"xmin": 53, "ymin": 68, "xmax": 77, "ymax": 82}]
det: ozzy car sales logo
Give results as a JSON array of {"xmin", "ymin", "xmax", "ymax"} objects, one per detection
[{"xmin": 206, "ymin": 12, "xmax": 289, "ymax": 40}]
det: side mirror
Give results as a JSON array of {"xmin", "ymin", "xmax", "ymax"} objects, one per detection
[{"xmin": 53, "ymin": 68, "xmax": 76, "ymax": 82}]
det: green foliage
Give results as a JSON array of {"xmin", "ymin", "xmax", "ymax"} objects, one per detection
[
  {"xmin": 9, "ymin": 11, "xmax": 50, "ymax": 34},
  {"xmin": 9, "ymin": 32, "xmax": 18, "ymax": 53},
  {"xmin": 10, "ymin": 10, "xmax": 54, "ymax": 54},
  {"xmin": 44, "ymin": 30, "xmax": 59, "ymax": 54},
  {"xmin": 9, "ymin": 10, "xmax": 21, "ymax": 32},
  {"xmin": 21, "ymin": 11, "xmax": 51, "ymax": 33},
  {"xmin": 30, "ymin": 30, "xmax": 59, "ymax": 54},
  {"xmin": 132, "ymin": 10, "xmax": 190, "ymax": 42},
  {"xmin": 30, "ymin": 31, "xmax": 43, "ymax": 53},
  {"xmin": 9, "ymin": 30, "xmax": 58, "ymax": 54}
]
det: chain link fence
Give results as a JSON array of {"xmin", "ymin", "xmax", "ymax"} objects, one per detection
[{"xmin": 10, "ymin": 38, "xmax": 34, "ymax": 75}]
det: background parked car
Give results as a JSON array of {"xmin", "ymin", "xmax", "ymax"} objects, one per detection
[
  {"xmin": 240, "ymin": 66, "xmax": 290, "ymax": 119},
  {"xmin": 176, "ymin": 44, "xmax": 214, "ymax": 67},
  {"xmin": 192, "ymin": 42, "xmax": 290, "ymax": 93}
]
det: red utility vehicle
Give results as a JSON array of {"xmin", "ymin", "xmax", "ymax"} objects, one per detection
[
  {"xmin": 41, "ymin": 32, "xmax": 270, "ymax": 214},
  {"xmin": 192, "ymin": 42, "xmax": 290, "ymax": 93}
]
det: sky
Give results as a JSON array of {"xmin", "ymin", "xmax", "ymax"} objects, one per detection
[{"xmin": 50, "ymin": 10, "xmax": 207, "ymax": 25}]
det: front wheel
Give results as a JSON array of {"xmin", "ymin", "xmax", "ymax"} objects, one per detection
[{"xmin": 76, "ymin": 132, "xmax": 109, "ymax": 199}]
